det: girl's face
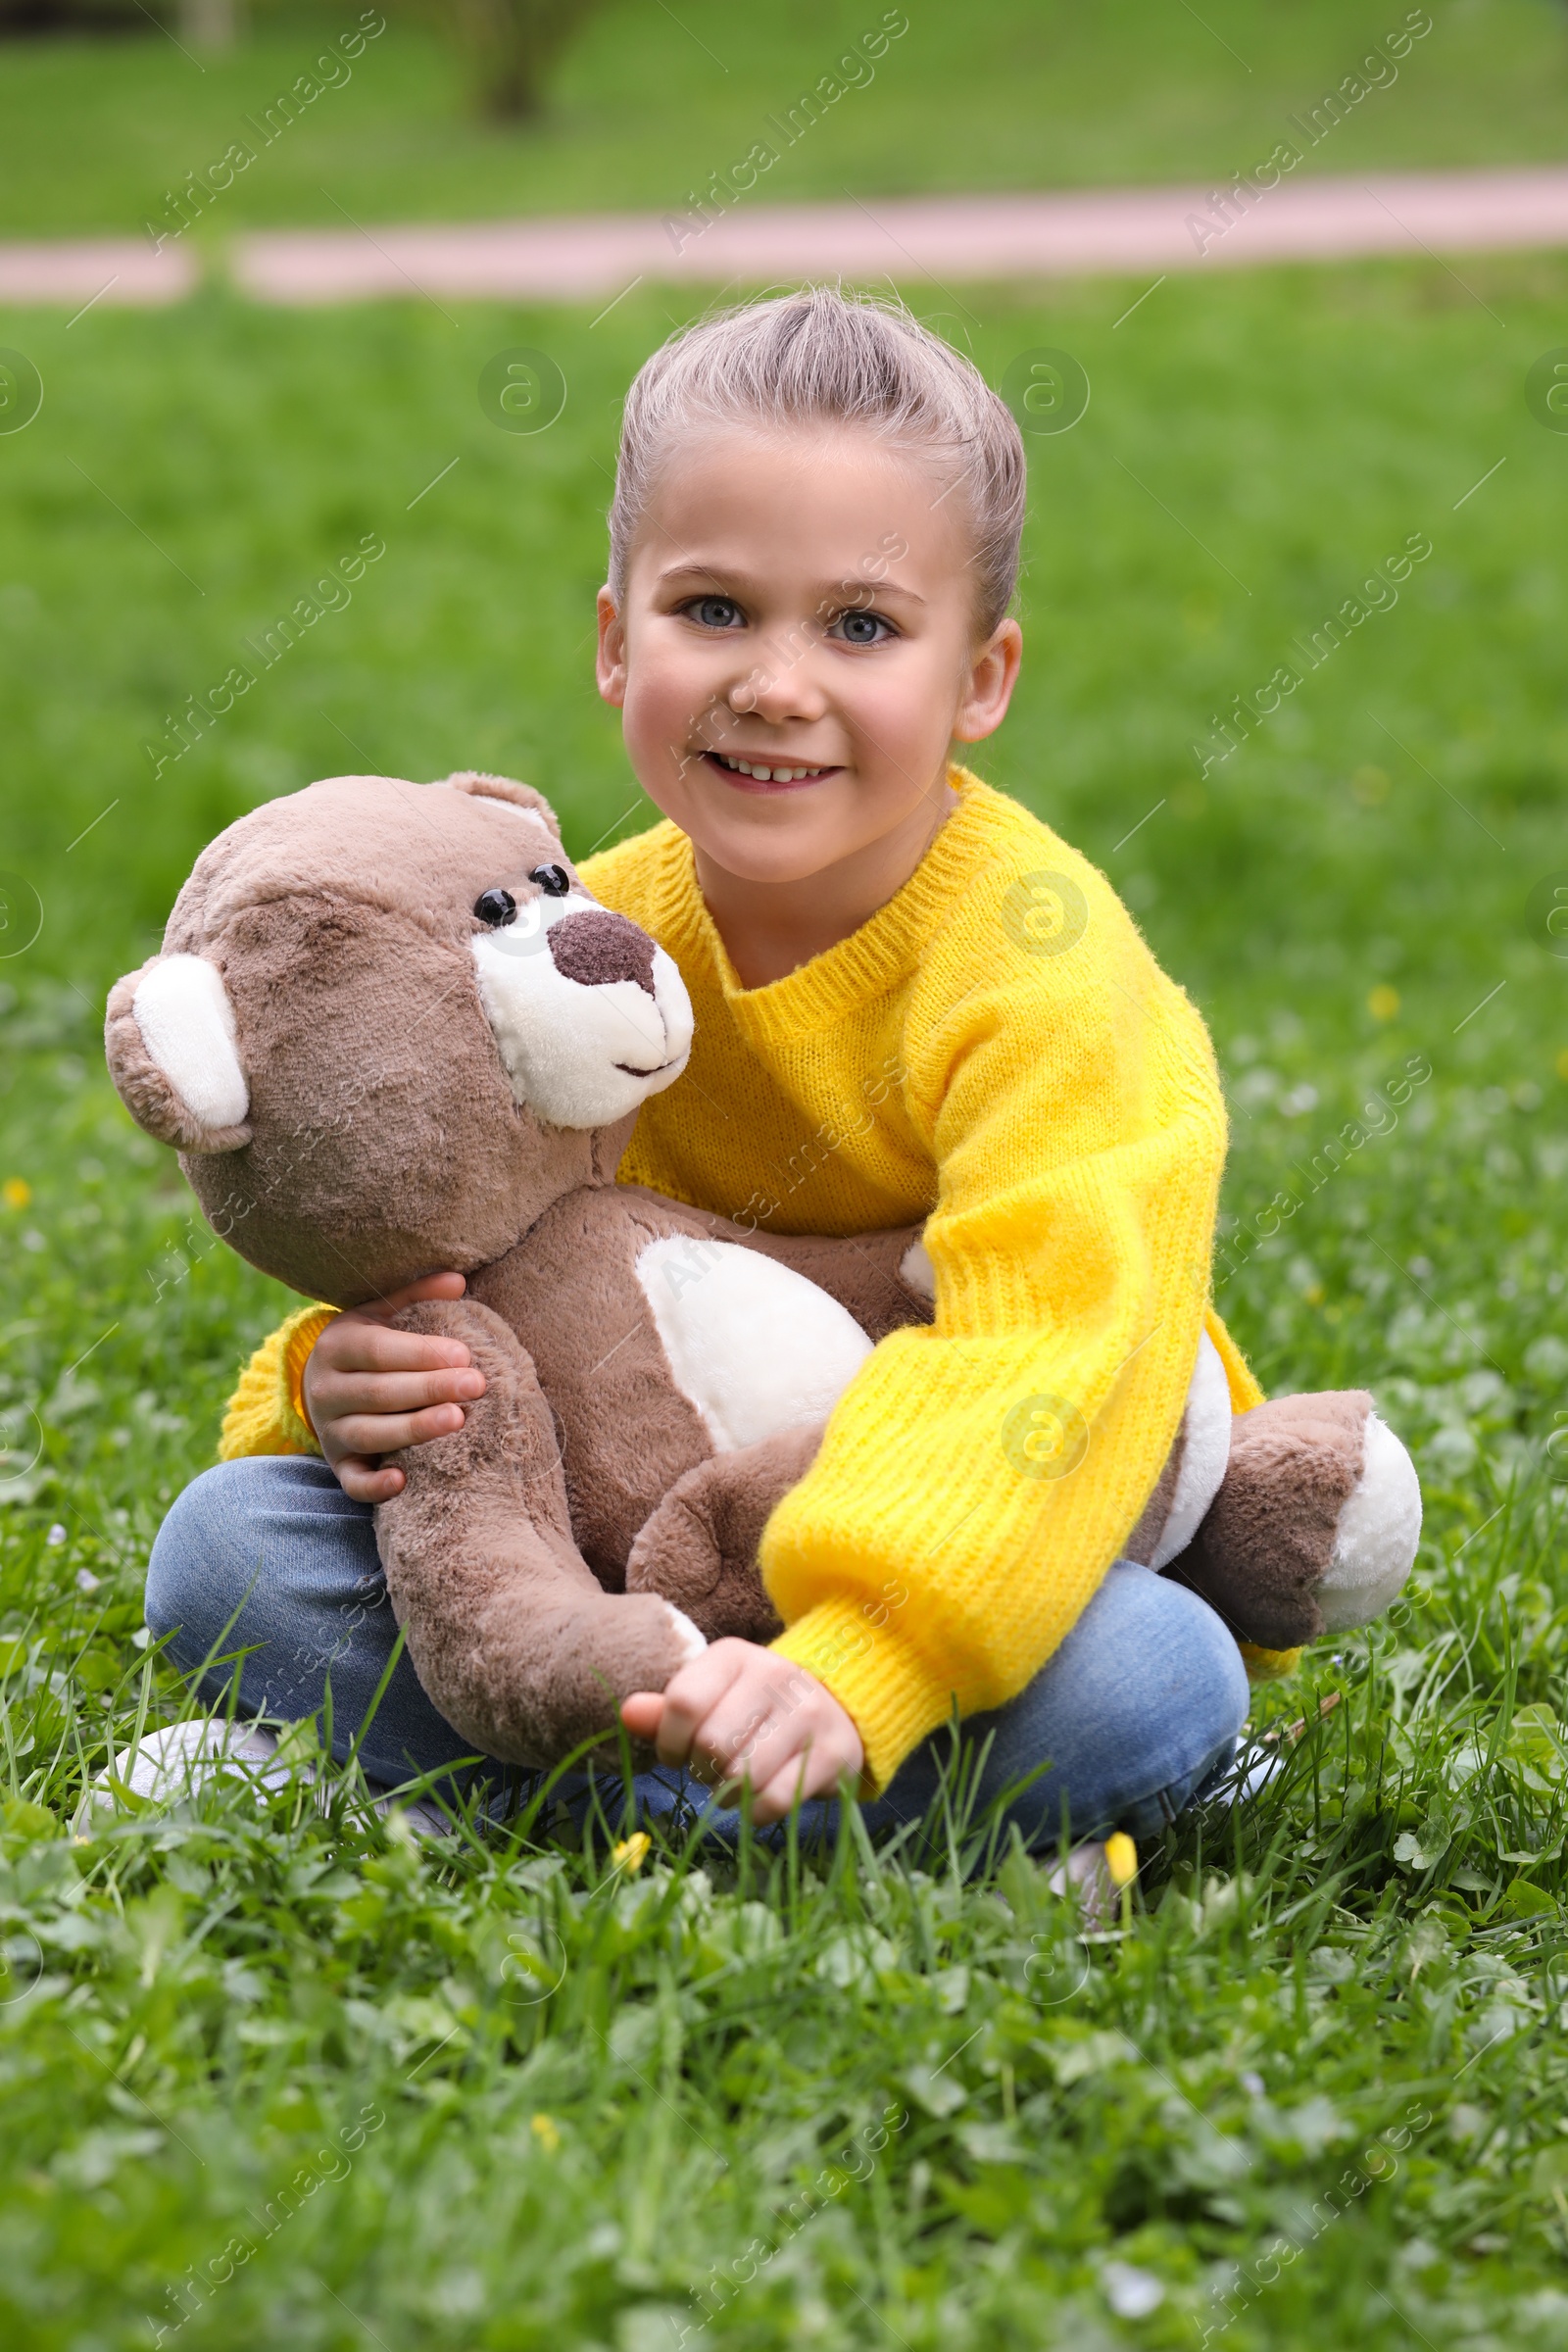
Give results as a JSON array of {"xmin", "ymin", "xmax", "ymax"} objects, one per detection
[{"xmin": 596, "ymin": 423, "xmax": 1020, "ymax": 888}]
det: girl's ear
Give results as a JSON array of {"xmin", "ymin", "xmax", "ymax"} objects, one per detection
[
  {"xmin": 953, "ymin": 616, "xmax": 1023, "ymax": 744},
  {"xmin": 105, "ymin": 954, "xmax": 251, "ymax": 1154},
  {"xmin": 596, "ymin": 585, "xmax": 629, "ymax": 709}
]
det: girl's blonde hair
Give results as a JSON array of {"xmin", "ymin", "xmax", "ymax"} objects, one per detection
[{"xmin": 609, "ymin": 285, "xmax": 1027, "ymax": 635}]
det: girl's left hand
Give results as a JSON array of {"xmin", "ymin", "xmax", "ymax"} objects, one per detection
[{"xmin": 621, "ymin": 1640, "xmax": 864, "ymax": 1823}]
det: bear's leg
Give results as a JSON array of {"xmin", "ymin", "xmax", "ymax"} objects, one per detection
[
  {"xmin": 375, "ymin": 1299, "xmax": 705, "ymax": 1765},
  {"xmin": 1169, "ymin": 1391, "xmax": 1420, "ymax": 1650},
  {"xmin": 624, "ymin": 1424, "xmax": 824, "ymax": 1642}
]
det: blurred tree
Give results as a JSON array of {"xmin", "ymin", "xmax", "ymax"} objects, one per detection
[
  {"xmin": 445, "ymin": 0, "xmax": 612, "ymax": 120},
  {"xmin": 0, "ymin": 0, "xmax": 238, "ymax": 29},
  {"xmin": 178, "ymin": 0, "xmax": 241, "ymax": 46},
  {"xmin": 0, "ymin": 0, "xmax": 154, "ymax": 25}
]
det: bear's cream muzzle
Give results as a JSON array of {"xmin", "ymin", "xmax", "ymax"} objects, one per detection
[{"xmin": 470, "ymin": 890, "xmax": 694, "ymax": 1129}]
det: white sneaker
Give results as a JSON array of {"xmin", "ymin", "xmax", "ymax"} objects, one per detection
[
  {"xmin": 1212, "ymin": 1744, "xmax": 1288, "ymax": 1806},
  {"xmin": 372, "ymin": 1788, "xmax": 454, "ymax": 1838},
  {"xmin": 1210, "ymin": 1693, "xmax": 1341, "ymax": 1808},
  {"xmin": 75, "ymin": 1717, "xmax": 290, "ymax": 1830},
  {"xmin": 77, "ymin": 1715, "xmax": 453, "ymax": 1838}
]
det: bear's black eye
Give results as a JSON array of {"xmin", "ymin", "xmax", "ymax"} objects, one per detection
[
  {"xmin": 473, "ymin": 887, "xmax": 517, "ymax": 927},
  {"xmin": 530, "ymin": 863, "xmax": 570, "ymax": 898}
]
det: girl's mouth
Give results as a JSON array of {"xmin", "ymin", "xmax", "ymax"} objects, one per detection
[{"xmin": 702, "ymin": 750, "xmax": 840, "ymax": 792}]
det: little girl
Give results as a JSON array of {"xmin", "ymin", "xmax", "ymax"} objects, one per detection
[{"xmin": 147, "ymin": 287, "xmax": 1259, "ymax": 1861}]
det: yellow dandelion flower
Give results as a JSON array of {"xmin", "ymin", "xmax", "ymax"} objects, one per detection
[
  {"xmin": 2, "ymin": 1178, "xmax": 30, "ymax": 1210},
  {"xmin": 1556, "ymin": 1049, "xmax": 1568, "ymax": 1083},
  {"xmin": 1367, "ymin": 986, "xmax": 1399, "ymax": 1023},
  {"xmin": 530, "ymin": 2112, "xmax": 561, "ymax": 2153},
  {"xmin": 1103, "ymin": 1833, "xmax": 1138, "ymax": 1889},
  {"xmin": 612, "ymin": 1831, "xmax": 651, "ymax": 1873}
]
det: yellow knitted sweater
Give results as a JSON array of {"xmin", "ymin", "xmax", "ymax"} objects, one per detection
[{"xmin": 220, "ymin": 769, "xmax": 1265, "ymax": 1790}]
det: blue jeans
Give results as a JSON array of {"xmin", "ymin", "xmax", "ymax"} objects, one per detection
[{"xmin": 146, "ymin": 1456, "xmax": 1250, "ymax": 1854}]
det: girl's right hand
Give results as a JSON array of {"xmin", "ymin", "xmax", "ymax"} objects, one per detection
[{"xmin": 303, "ymin": 1272, "xmax": 487, "ymax": 1503}]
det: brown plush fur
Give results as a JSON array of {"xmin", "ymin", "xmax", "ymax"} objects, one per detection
[
  {"xmin": 374, "ymin": 1300, "xmax": 709, "ymax": 1758},
  {"xmin": 138, "ymin": 775, "xmax": 618, "ymax": 1306},
  {"xmin": 1167, "ymin": 1391, "xmax": 1371, "ymax": 1649},
  {"xmin": 625, "ymin": 1426, "xmax": 822, "ymax": 1642}
]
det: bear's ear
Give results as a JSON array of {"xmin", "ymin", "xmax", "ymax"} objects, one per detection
[
  {"xmin": 105, "ymin": 954, "xmax": 251, "ymax": 1154},
  {"xmin": 441, "ymin": 770, "xmax": 562, "ymax": 843}
]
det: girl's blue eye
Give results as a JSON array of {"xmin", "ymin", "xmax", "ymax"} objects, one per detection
[
  {"xmin": 690, "ymin": 596, "xmax": 742, "ymax": 628},
  {"xmin": 835, "ymin": 610, "xmax": 890, "ymax": 645}
]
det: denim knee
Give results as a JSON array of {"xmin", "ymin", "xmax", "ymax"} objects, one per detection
[
  {"xmin": 1152, "ymin": 1572, "xmax": 1252, "ymax": 1775},
  {"xmin": 1108, "ymin": 1572, "xmax": 1252, "ymax": 1837},
  {"xmin": 146, "ymin": 1454, "xmax": 363, "ymax": 1678},
  {"xmin": 146, "ymin": 1459, "xmax": 265, "ymax": 1659}
]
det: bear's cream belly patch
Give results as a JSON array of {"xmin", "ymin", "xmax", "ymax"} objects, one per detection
[{"xmin": 635, "ymin": 1236, "xmax": 873, "ymax": 1453}]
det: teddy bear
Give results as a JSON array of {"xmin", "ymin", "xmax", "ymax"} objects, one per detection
[{"xmin": 105, "ymin": 771, "xmax": 1421, "ymax": 1768}]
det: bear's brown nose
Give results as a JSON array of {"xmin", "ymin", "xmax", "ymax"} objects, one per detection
[{"xmin": 546, "ymin": 908, "xmax": 657, "ymax": 998}]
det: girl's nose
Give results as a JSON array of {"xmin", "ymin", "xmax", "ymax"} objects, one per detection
[{"xmin": 727, "ymin": 651, "xmax": 828, "ymax": 722}]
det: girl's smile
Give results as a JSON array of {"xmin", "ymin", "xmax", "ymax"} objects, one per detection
[{"xmin": 702, "ymin": 751, "xmax": 842, "ymax": 790}]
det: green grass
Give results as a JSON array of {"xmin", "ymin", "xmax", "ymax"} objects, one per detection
[
  {"xmin": 0, "ymin": 0, "xmax": 1566, "ymax": 239},
  {"xmin": 4, "ymin": 251, "xmax": 1568, "ymax": 2345}
]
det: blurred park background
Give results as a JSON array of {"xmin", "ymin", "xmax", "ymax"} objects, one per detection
[
  {"xmin": 3, "ymin": 5, "xmax": 1568, "ymax": 2347},
  {"xmin": 2, "ymin": 0, "xmax": 1567, "ymax": 221}
]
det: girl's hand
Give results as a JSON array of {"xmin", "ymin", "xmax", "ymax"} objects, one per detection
[
  {"xmin": 620, "ymin": 1641, "xmax": 864, "ymax": 1824},
  {"xmin": 303, "ymin": 1272, "xmax": 486, "ymax": 1503}
]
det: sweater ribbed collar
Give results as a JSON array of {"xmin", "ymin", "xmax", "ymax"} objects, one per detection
[{"xmin": 644, "ymin": 766, "xmax": 1018, "ymax": 1045}]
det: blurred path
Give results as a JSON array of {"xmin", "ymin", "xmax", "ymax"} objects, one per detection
[
  {"xmin": 4, "ymin": 168, "xmax": 1568, "ymax": 309},
  {"xmin": 233, "ymin": 170, "xmax": 1568, "ymax": 304},
  {"xmin": 0, "ymin": 238, "xmax": 196, "ymax": 310}
]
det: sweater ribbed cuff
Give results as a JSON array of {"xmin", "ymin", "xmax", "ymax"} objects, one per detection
[
  {"xmin": 282, "ymin": 1303, "xmax": 336, "ymax": 1440},
  {"xmin": 219, "ymin": 1303, "xmax": 334, "ymax": 1461},
  {"xmin": 770, "ymin": 1595, "xmax": 954, "ymax": 1798}
]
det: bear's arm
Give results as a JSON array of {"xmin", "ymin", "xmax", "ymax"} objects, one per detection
[{"xmin": 372, "ymin": 1297, "xmax": 705, "ymax": 1765}]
